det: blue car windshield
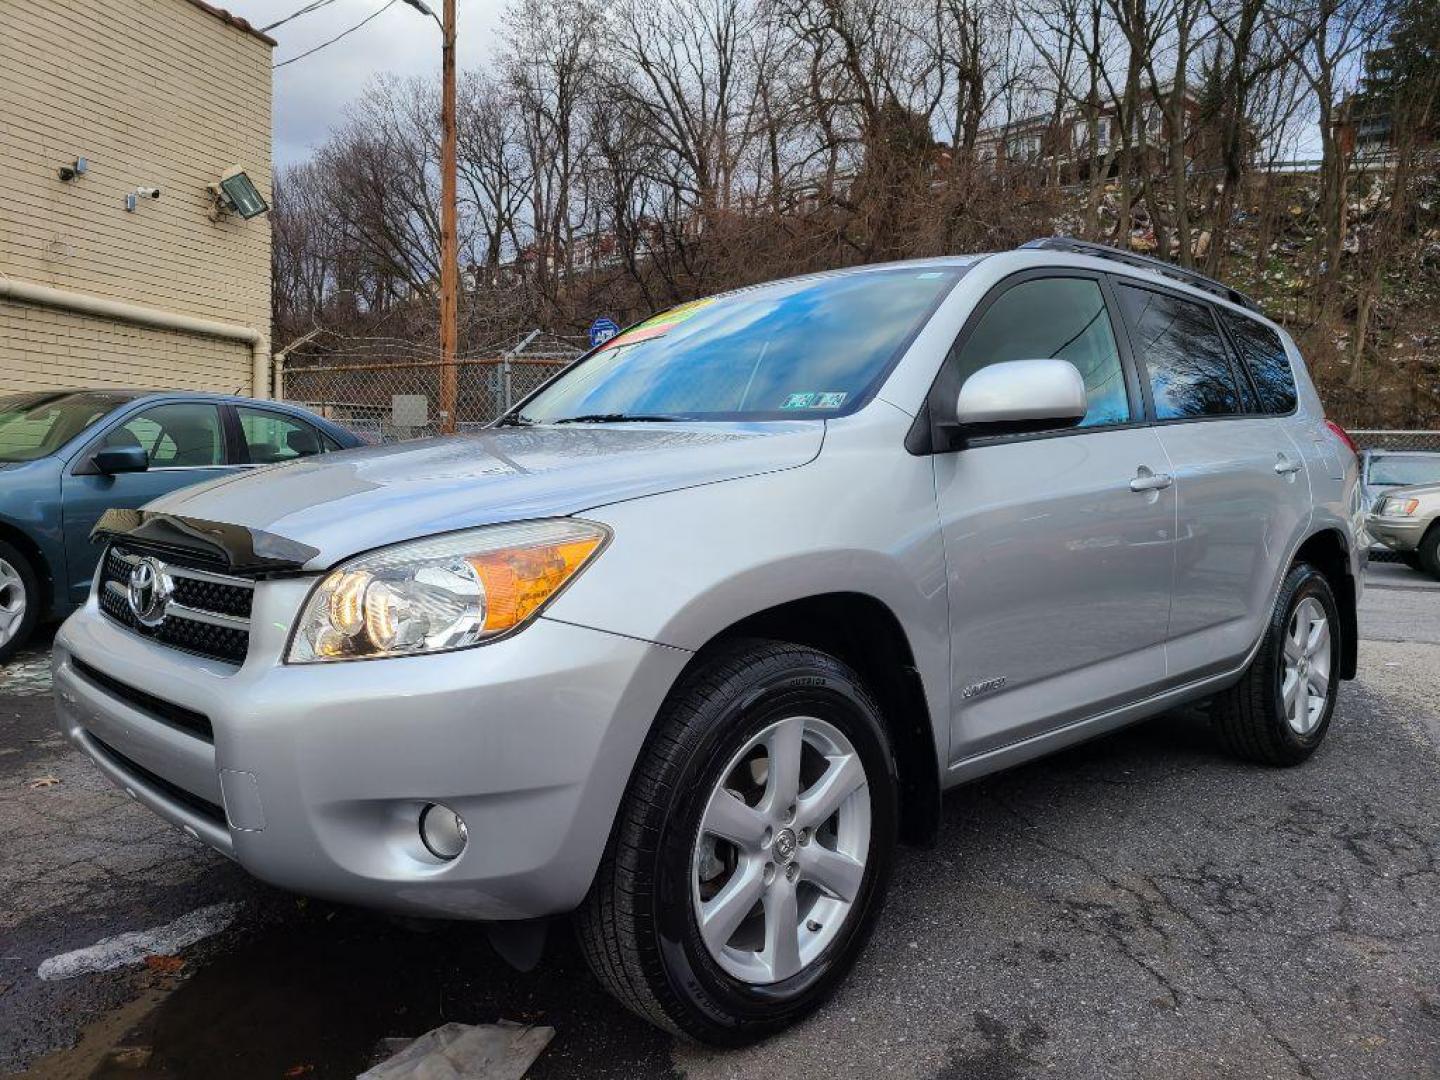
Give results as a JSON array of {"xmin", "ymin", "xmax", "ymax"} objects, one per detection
[
  {"xmin": 0, "ymin": 392, "xmax": 133, "ymax": 462},
  {"xmin": 514, "ymin": 267, "xmax": 964, "ymax": 423}
]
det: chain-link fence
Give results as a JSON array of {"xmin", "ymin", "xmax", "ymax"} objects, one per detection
[
  {"xmin": 276, "ymin": 330, "xmax": 583, "ymax": 443},
  {"xmin": 1349, "ymin": 430, "xmax": 1440, "ymax": 454}
]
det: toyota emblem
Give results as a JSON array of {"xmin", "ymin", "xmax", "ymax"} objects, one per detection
[{"xmin": 127, "ymin": 557, "xmax": 172, "ymax": 627}]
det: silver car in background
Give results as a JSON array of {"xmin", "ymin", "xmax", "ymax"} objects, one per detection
[
  {"xmin": 54, "ymin": 239, "xmax": 1363, "ymax": 1044},
  {"xmin": 1360, "ymin": 448, "xmax": 1440, "ymax": 513},
  {"xmin": 1367, "ymin": 482, "xmax": 1440, "ymax": 576}
]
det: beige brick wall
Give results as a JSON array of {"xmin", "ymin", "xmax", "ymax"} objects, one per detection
[
  {"xmin": 0, "ymin": 300, "xmax": 252, "ymax": 394},
  {"xmin": 0, "ymin": 0, "xmax": 271, "ymax": 394}
]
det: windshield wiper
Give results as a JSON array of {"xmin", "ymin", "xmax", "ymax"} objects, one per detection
[
  {"xmin": 493, "ymin": 414, "xmax": 535, "ymax": 427},
  {"xmin": 550, "ymin": 413, "xmax": 679, "ymax": 424}
]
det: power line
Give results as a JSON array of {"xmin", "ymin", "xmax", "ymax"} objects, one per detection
[
  {"xmin": 260, "ymin": 0, "xmax": 341, "ymax": 33},
  {"xmin": 273, "ymin": 0, "xmax": 401, "ymax": 69}
]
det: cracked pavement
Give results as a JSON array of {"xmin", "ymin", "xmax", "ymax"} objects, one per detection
[{"xmin": 2, "ymin": 562, "xmax": 1438, "ymax": 1078}]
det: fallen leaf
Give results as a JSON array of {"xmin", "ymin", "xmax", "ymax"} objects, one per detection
[
  {"xmin": 143, "ymin": 954, "xmax": 185, "ymax": 975},
  {"xmin": 25, "ymin": 776, "xmax": 60, "ymax": 790},
  {"xmin": 284, "ymin": 1065, "xmax": 315, "ymax": 1078},
  {"xmin": 108, "ymin": 1046, "xmax": 154, "ymax": 1069}
]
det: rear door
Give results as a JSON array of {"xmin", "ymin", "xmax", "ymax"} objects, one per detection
[
  {"xmin": 933, "ymin": 272, "xmax": 1177, "ymax": 762},
  {"xmin": 1113, "ymin": 282, "xmax": 1312, "ymax": 680},
  {"xmin": 60, "ymin": 401, "xmax": 235, "ymax": 603}
]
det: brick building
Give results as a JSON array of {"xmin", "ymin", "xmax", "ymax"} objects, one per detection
[{"xmin": 0, "ymin": 0, "xmax": 275, "ymax": 396}]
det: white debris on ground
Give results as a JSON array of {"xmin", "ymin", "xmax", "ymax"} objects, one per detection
[
  {"xmin": 36, "ymin": 901, "xmax": 243, "ymax": 980},
  {"xmin": 358, "ymin": 1021, "xmax": 555, "ymax": 1080}
]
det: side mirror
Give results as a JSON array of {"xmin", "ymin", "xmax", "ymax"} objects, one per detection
[
  {"xmin": 92, "ymin": 445, "xmax": 150, "ymax": 474},
  {"xmin": 953, "ymin": 358, "xmax": 1088, "ymax": 435}
]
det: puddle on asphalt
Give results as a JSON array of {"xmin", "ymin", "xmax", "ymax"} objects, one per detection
[{"xmin": 22, "ymin": 903, "xmax": 672, "ymax": 1080}]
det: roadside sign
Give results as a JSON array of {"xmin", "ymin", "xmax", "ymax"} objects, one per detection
[{"xmin": 588, "ymin": 317, "xmax": 621, "ymax": 348}]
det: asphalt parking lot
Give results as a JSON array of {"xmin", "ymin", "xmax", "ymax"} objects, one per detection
[{"xmin": 3, "ymin": 563, "xmax": 1437, "ymax": 1079}]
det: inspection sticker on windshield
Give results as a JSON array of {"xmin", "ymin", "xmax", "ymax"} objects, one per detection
[{"xmin": 782, "ymin": 392, "xmax": 847, "ymax": 409}]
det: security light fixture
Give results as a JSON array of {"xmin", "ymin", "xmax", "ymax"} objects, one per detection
[
  {"xmin": 212, "ymin": 167, "xmax": 269, "ymax": 220},
  {"xmin": 58, "ymin": 157, "xmax": 88, "ymax": 182}
]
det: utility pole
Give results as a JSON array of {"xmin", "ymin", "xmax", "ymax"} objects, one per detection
[
  {"xmin": 402, "ymin": 0, "xmax": 459, "ymax": 434},
  {"xmin": 438, "ymin": 0, "xmax": 459, "ymax": 434}
]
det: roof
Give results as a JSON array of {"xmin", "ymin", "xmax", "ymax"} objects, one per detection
[{"xmin": 183, "ymin": 0, "xmax": 278, "ymax": 47}]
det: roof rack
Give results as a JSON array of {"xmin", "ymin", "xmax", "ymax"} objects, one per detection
[{"xmin": 1020, "ymin": 237, "xmax": 1262, "ymax": 313}]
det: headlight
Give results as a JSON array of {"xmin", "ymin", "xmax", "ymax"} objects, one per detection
[
  {"xmin": 1381, "ymin": 497, "xmax": 1420, "ymax": 517},
  {"xmin": 286, "ymin": 519, "xmax": 608, "ymax": 663}
]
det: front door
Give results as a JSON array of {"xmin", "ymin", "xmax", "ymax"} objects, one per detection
[
  {"xmin": 60, "ymin": 401, "xmax": 234, "ymax": 603},
  {"xmin": 933, "ymin": 274, "xmax": 1176, "ymax": 764}
]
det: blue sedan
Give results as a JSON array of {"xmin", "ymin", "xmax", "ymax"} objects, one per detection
[{"xmin": 0, "ymin": 390, "xmax": 362, "ymax": 658}]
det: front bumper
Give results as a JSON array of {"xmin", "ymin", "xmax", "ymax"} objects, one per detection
[
  {"xmin": 1366, "ymin": 514, "xmax": 1425, "ymax": 552},
  {"xmin": 54, "ymin": 579, "xmax": 690, "ymax": 920}
]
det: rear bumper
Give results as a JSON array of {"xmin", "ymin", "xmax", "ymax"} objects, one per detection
[{"xmin": 54, "ymin": 582, "xmax": 690, "ymax": 920}]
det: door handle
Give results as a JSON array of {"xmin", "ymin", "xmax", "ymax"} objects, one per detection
[
  {"xmin": 1274, "ymin": 456, "xmax": 1303, "ymax": 475},
  {"xmin": 1130, "ymin": 469, "xmax": 1174, "ymax": 493}
]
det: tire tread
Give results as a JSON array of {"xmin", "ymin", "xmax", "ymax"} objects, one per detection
[
  {"xmin": 1212, "ymin": 562, "xmax": 1337, "ymax": 767},
  {"xmin": 575, "ymin": 638, "xmax": 883, "ymax": 1041}
]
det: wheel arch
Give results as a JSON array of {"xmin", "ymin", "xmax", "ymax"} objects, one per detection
[
  {"xmin": 1292, "ymin": 528, "xmax": 1358, "ymax": 680},
  {"xmin": 685, "ymin": 591, "xmax": 942, "ymax": 847},
  {"xmin": 0, "ymin": 520, "xmax": 54, "ymax": 619}
]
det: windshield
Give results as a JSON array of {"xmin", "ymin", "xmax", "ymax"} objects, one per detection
[
  {"xmin": 1368, "ymin": 455, "xmax": 1440, "ymax": 487},
  {"xmin": 513, "ymin": 267, "xmax": 963, "ymax": 423},
  {"xmin": 0, "ymin": 392, "xmax": 133, "ymax": 462}
]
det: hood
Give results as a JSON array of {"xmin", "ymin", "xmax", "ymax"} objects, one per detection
[
  {"xmin": 145, "ymin": 422, "xmax": 824, "ymax": 568},
  {"xmin": 1378, "ymin": 480, "xmax": 1440, "ymax": 501}
]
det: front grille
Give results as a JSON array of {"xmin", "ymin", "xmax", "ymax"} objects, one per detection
[
  {"xmin": 98, "ymin": 545, "xmax": 253, "ymax": 665},
  {"xmin": 88, "ymin": 733, "xmax": 226, "ymax": 825},
  {"xmin": 71, "ymin": 657, "xmax": 214, "ymax": 742}
]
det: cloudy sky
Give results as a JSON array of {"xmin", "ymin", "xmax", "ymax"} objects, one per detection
[{"xmin": 235, "ymin": 0, "xmax": 506, "ymax": 166}]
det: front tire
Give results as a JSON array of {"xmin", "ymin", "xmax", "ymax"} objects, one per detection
[
  {"xmin": 576, "ymin": 640, "xmax": 898, "ymax": 1045},
  {"xmin": 1213, "ymin": 562, "xmax": 1340, "ymax": 766},
  {"xmin": 0, "ymin": 542, "xmax": 40, "ymax": 663},
  {"xmin": 1417, "ymin": 526, "xmax": 1440, "ymax": 580}
]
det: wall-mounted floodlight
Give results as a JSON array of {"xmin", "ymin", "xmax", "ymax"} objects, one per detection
[
  {"xmin": 212, "ymin": 167, "xmax": 269, "ymax": 220},
  {"xmin": 58, "ymin": 157, "xmax": 88, "ymax": 182}
]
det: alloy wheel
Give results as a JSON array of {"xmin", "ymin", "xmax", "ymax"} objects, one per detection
[
  {"xmin": 1281, "ymin": 596, "xmax": 1331, "ymax": 735},
  {"xmin": 691, "ymin": 715, "xmax": 871, "ymax": 985},
  {"xmin": 0, "ymin": 558, "xmax": 27, "ymax": 648}
]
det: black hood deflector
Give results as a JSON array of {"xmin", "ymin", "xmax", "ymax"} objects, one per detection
[{"xmin": 91, "ymin": 509, "xmax": 319, "ymax": 575}]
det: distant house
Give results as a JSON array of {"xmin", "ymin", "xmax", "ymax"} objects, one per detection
[
  {"xmin": 0, "ymin": 0, "xmax": 276, "ymax": 397},
  {"xmin": 975, "ymin": 87, "xmax": 1234, "ymax": 180},
  {"xmin": 1332, "ymin": 48, "xmax": 1436, "ymax": 160}
]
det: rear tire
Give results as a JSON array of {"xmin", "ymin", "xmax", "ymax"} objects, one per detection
[
  {"xmin": 575, "ymin": 639, "xmax": 898, "ymax": 1045},
  {"xmin": 0, "ymin": 542, "xmax": 40, "ymax": 663},
  {"xmin": 1213, "ymin": 562, "xmax": 1340, "ymax": 766},
  {"xmin": 1417, "ymin": 526, "xmax": 1440, "ymax": 580}
]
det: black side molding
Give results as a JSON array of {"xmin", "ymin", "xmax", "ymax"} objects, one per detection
[{"xmin": 91, "ymin": 509, "xmax": 318, "ymax": 575}]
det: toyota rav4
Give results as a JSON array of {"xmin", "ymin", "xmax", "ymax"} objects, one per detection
[{"xmin": 54, "ymin": 239, "xmax": 1364, "ymax": 1044}]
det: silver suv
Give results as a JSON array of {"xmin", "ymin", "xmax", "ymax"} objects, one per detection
[{"xmin": 55, "ymin": 240, "xmax": 1364, "ymax": 1044}]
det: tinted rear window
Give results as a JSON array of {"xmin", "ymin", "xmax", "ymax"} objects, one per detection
[
  {"xmin": 1217, "ymin": 310, "xmax": 1297, "ymax": 414},
  {"xmin": 1116, "ymin": 284, "xmax": 1245, "ymax": 420}
]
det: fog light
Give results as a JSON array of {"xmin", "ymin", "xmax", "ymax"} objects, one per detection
[{"xmin": 419, "ymin": 803, "xmax": 468, "ymax": 860}]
